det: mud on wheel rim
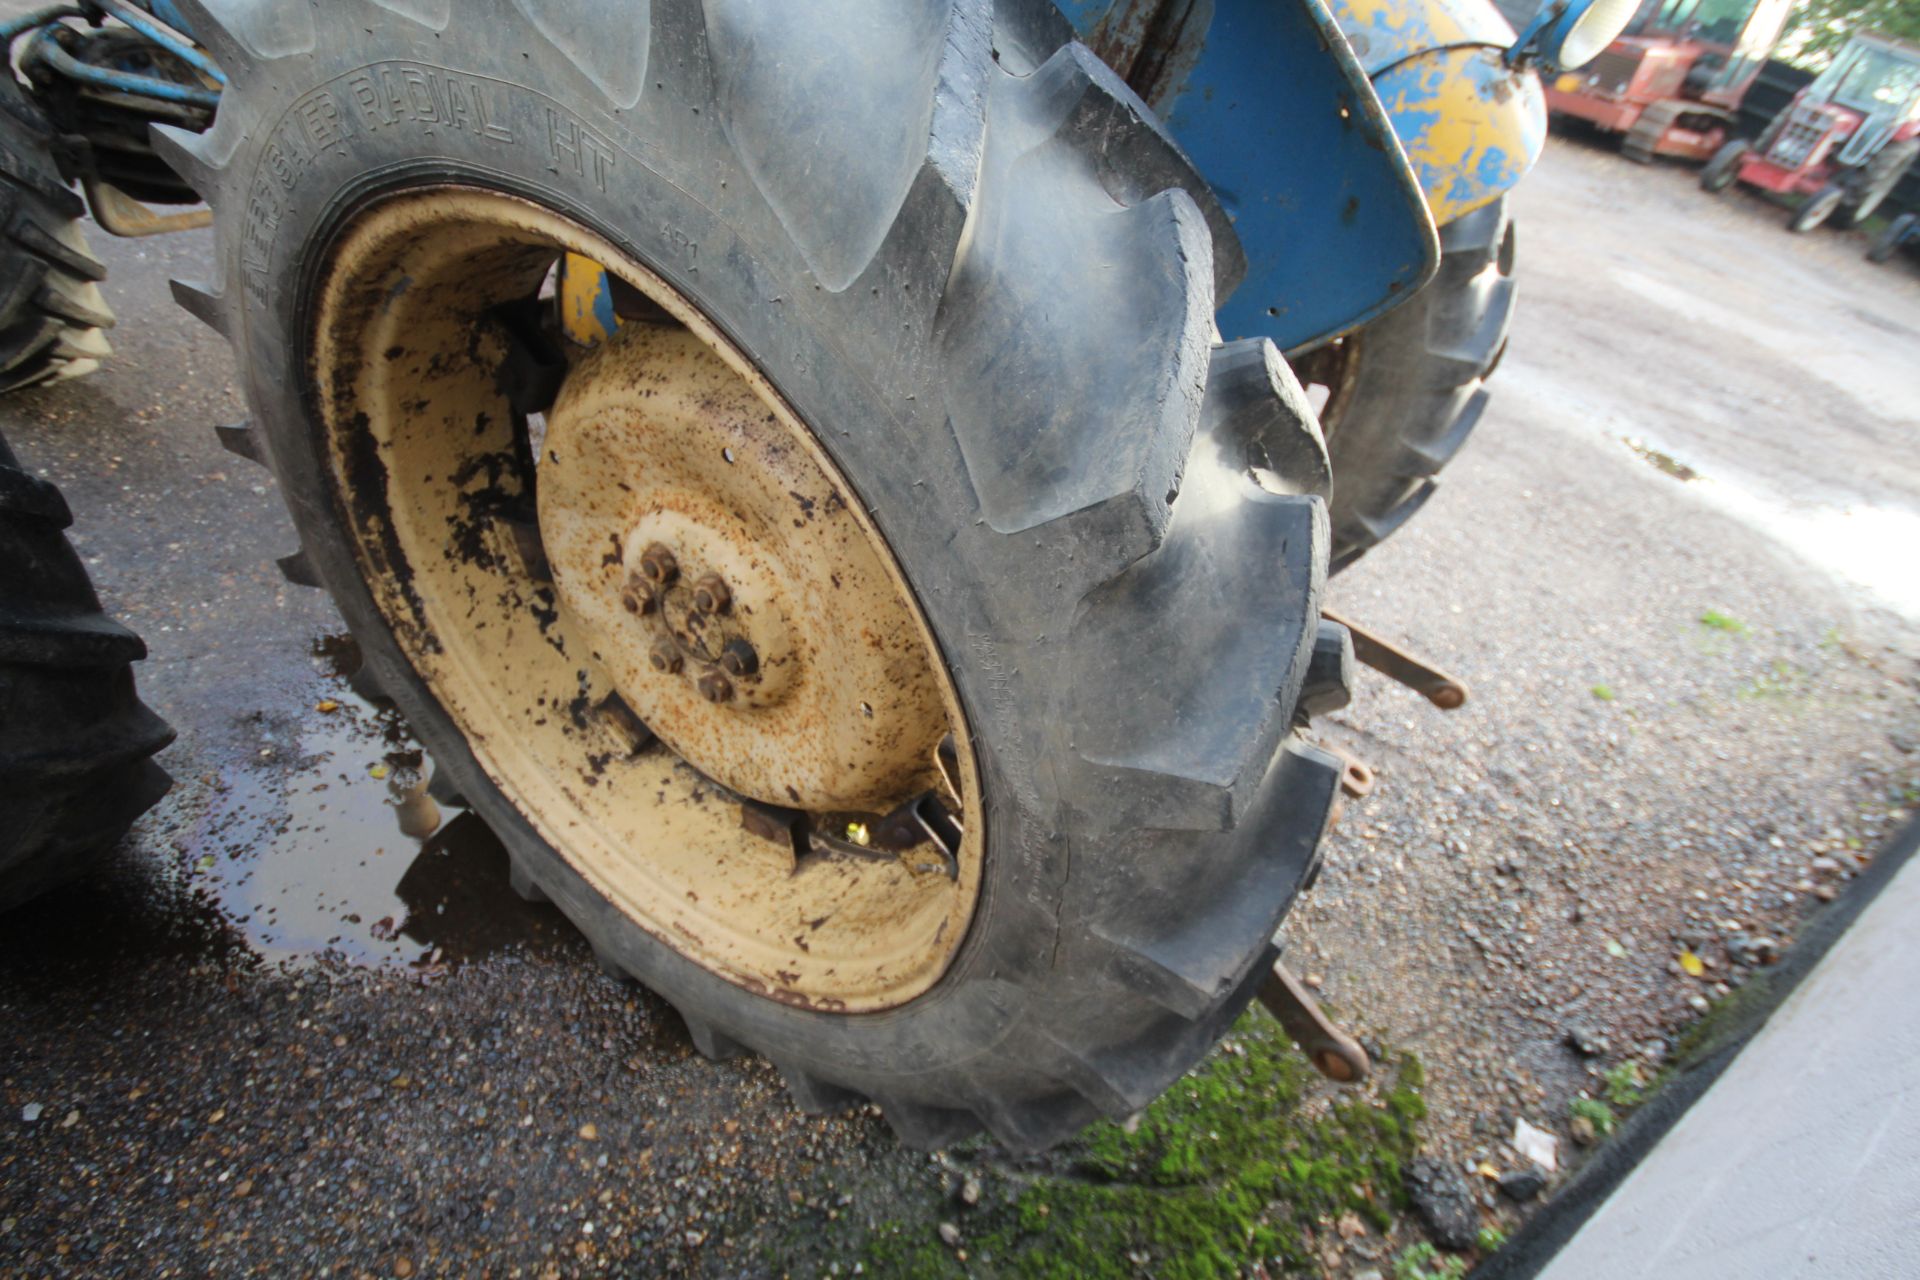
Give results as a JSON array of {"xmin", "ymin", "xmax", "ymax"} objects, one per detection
[{"xmin": 312, "ymin": 188, "xmax": 982, "ymax": 1010}]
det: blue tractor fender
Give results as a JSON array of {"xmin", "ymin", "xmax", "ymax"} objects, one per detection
[{"xmin": 1328, "ymin": 0, "xmax": 1547, "ymax": 224}]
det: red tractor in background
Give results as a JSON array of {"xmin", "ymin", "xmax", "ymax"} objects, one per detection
[
  {"xmin": 1543, "ymin": 0, "xmax": 1795, "ymax": 161},
  {"xmin": 1702, "ymin": 30, "xmax": 1920, "ymax": 231}
]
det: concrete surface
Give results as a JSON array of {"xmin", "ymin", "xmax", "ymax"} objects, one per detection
[{"xmin": 1538, "ymin": 848, "xmax": 1920, "ymax": 1280}]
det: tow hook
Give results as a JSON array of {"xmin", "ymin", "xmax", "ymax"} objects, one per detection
[{"xmin": 1259, "ymin": 959, "xmax": 1371, "ymax": 1083}]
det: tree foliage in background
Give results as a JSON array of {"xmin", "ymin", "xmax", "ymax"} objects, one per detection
[{"xmin": 1785, "ymin": 0, "xmax": 1920, "ymax": 67}]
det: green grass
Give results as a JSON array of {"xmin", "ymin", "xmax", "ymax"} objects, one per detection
[
  {"xmin": 1743, "ymin": 659, "xmax": 1806, "ymax": 699},
  {"xmin": 1601, "ymin": 1062, "xmax": 1646, "ymax": 1108},
  {"xmin": 1698, "ymin": 609, "xmax": 1750, "ymax": 635},
  {"xmin": 1570, "ymin": 1096, "xmax": 1618, "ymax": 1138},
  {"xmin": 1590, "ymin": 683, "xmax": 1616, "ymax": 702},
  {"xmin": 1476, "ymin": 1225, "xmax": 1509, "ymax": 1253},
  {"xmin": 856, "ymin": 1014, "xmax": 1430, "ymax": 1278},
  {"xmin": 1394, "ymin": 1242, "xmax": 1469, "ymax": 1280}
]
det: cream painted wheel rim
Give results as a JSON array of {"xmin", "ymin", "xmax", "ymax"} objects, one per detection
[{"xmin": 310, "ymin": 188, "xmax": 982, "ymax": 1010}]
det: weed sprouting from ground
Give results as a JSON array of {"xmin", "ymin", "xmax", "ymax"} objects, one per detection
[
  {"xmin": 1601, "ymin": 1062, "xmax": 1647, "ymax": 1108},
  {"xmin": 1393, "ymin": 1241, "xmax": 1468, "ymax": 1280},
  {"xmin": 1698, "ymin": 609, "xmax": 1749, "ymax": 634},
  {"xmin": 1569, "ymin": 1096, "xmax": 1618, "ymax": 1137},
  {"xmin": 854, "ymin": 1012, "xmax": 1429, "ymax": 1278}
]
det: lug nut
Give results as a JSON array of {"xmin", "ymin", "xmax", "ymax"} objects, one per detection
[
  {"xmin": 697, "ymin": 672, "xmax": 735, "ymax": 704},
  {"xmin": 691, "ymin": 573, "xmax": 732, "ymax": 615},
  {"xmin": 622, "ymin": 579, "xmax": 656, "ymax": 615},
  {"xmin": 638, "ymin": 543, "xmax": 679, "ymax": 586},
  {"xmin": 718, "ymin": 637, "xmax": 759, "ymax": 677},
  {"xmin": 649, "ymin": 639, "xmax": 683, "ymax": 675}
]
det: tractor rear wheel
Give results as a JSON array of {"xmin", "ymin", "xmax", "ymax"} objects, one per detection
[
  {"xmin": 0, "ymin": 431, "xmax": 173, "ymax": 911},
  {"xmin": 164, "ymin": 0, "xmax": 1347, "ymax": 1150},
  {"xmin": 1294, "ymin": 197, "xmax": 1516, "ymax": 571},
  {"xmin": 0, "ymin": 68, "xmax": 114, "ymax": 394}
]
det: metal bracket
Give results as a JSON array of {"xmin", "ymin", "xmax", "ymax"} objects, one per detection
[
  {"xmin": 1258, "ymin": 959, "xmax": 1370, "ymax": 1083},
  {"xmin": 1323, "ymin": 742, "xmax": 1376, "ymax": 798},
  {"xmin": 1321, "ymin": 607, "xmax": 1467, "ymax": 710},
  {"xmin": 83, "ymin": 180, "xmax": 211, "ymax": 238}
]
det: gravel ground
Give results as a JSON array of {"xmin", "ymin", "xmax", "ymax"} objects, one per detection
[{"xmin": 3, "ymin": 102, "xmax": 1919, "ymax": 1278}]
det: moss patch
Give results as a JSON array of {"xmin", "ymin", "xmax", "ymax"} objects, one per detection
[{"xmin": 843, "ymin": 1013, "xmax": 1428, "ymax": 1277}]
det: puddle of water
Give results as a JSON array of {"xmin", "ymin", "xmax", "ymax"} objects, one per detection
[
  {"xmin": 174, "ymin": 636, "xmax": 561, "ymax": 970},
  {"xmin": 1623, "ymin": 436, "xmax": 1700, "ymax": 481}
]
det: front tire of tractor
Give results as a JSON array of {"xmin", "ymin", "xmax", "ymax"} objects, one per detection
[
  {"xmin": 0, "ymin": 431, "xmax": 173, "ymax": 912},
  {"xmin": 1295, "ymin": 197, "xmax": 1516, "ymax": 571},
  {"xmin": 1789, "ymin": 183, "xmax": 1845, "ymax": 233},
  {"xmin": 0, "ymin": 71, "xmax": 114, "ymax": 395},
  {"xmin": 1843, "ymin": 138, "xmax": 1919, "ymax": 229},
  {"xmin": 165, "ymin": 0, "xmax": 1347, "ymax": 1151},
  {"xmin": 1700, "ymin": 139, "xmax": 1748, "ymax": 194}
]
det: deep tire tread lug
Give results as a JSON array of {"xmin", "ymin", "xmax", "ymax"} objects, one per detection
[
  {"xmin": 677, "ymin": 1009, "xmax": 747, "ymax": 1063},
  {"xmin": 777, "ymin": 1064, "xmax": 865, "ymax": 1116},
  {"xmin": 214, "ymin": 421, "xmax": 264, "ymax": 466},
  {"xmin": 275, "ymin": 550, "xmax": 320, "ymax": 588},
  {"xmin": 876, "ymin": 1098, "xmax": 980, "ymax": 1152},
  {"xmin": 506, "ymin": 858, "xmax": 549, "ymax": 904},
  {"xmin": 169, "ymin": 277, "xmax": 229, "ymax": 337}
]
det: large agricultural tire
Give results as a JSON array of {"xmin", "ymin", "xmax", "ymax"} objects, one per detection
[
  {"xmin": 1868, "ymin": 211, "xmax": 1917, "ymax": 263},
  {"xmin": 1789, "ymin": 183, "xmax": 1845, "ymax": 233},
  {"xmin": 1699, "ymin": 138, "xmax": 1748, "ymax": 193},
  {"xmin": 163, "ymin": 0, "xmax": 1348, "ymax": 1151},
  {"xmin": 0, "ymin": 431, "xmax": 173, "ymax": 912},
  {"xmin": 1842, "ymin": 137, "xmax": 1919, "ymax": 229},
  {"xmin": 1298, "ymin": 197, "xmax": 1516, "ymax": 572},
  {"xmin": 0, "ymin": 70, "xmax": 114, "ymax": 395}
]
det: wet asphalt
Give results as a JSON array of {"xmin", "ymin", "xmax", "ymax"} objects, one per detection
[{"xmin": 3, "ymin": 126, "xmax": 1919, "ymax": 1276}]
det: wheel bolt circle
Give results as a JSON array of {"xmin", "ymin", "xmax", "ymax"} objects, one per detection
[
  {"xmin": 698, "ymin": 672, "xmax": 734, "ymax": 704},
  {"xmin": 691, "ymin": 573, "xmax": 731, "ymax": 615},
  {"xmin": 639, "ymin": 543, "xmax": 679, "ymax": 586},
  {"xmin": 649, "ymin": 639, "xmax": 683, "ymax": 674}
]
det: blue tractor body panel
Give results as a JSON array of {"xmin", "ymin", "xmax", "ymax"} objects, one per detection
[
  {"xmin": 1060, "ymin": 0, "xmax": 1439, "ymax": 349},
  {"xmin": 1059, "ymin": 0, "xmax": 1544, "ymax": 350}
]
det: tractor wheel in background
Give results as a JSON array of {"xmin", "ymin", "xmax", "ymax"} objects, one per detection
[
  {"xmin": 1293, "ymin": 197, "xmax": 1516, "ymax": 572},
  {"xmin": 1789, "ymin": 183, "xmax": 1845, "ymax": 233},
  {"xmin": 1700, "ymin": 139, "xmax": 1749, "ymax": 193},
  {"xmin": 1842, "ymin": 138, "xmax": 1919, "ymax": 228},
  {"xmin": 0, "ymin": 430, "xmax": 173, "ymax": 912},
  {"xmin": 164, "ymin": 0, "xmax": 1350, "ymax": 1151},
  {"xmin": 1868, "ymin": 211, "xmax": 1917, "ymax": 263},
  {"xmin": 0, "ymin": 69, "xmax": 114, "ymax": 394}
]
